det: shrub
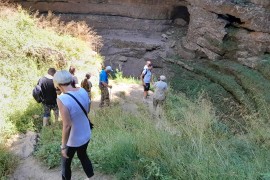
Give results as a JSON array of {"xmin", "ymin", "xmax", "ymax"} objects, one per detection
[
  {"xmin": 0, "ymin": 144, "xmax": 18, "ymax": 178},
  {"xmin": 0, "ymin": 2, "xmax": 101, "ymax": 139}
]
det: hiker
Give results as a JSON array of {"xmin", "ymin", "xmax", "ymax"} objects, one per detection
[
  {"xmin": 81, "ymin": 73, "xmax": 92, "ymax": 100},
  {"xmin": 53, "ymin": 70, "xmax": 94, "ymax": 180},
  {"xmin": 69, "ymin": 65, "xmax": 79, "ymax": 88},
  {"xmin": 37, "ymin": 68, "xmax": 59, "ymax": 126},
  {"xmin": 143, "ymin": 60, "xmax": 152, "ymax": 71},
  {"xmin": 153, "ymin": 75, "xmax": 168, "ymax": 118},
  {"xmin": 140, "ymin": 63, "xmax": 153, "ymax": 102},
  {"xmin": 99, "ymin": 66, "xmax": 113, "ymax": 107}
]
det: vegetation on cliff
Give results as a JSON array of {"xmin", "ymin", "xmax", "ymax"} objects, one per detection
[{"xmin": 0, "ymin": 2, "xmax": 101, "ymax": 177}]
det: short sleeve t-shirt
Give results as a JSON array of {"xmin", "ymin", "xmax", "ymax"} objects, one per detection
[
  {"xmin": 99, "ymin": 70, "xmax": 108, "ymax": 85},
  {"xmin": 153, "ymin": 81, "xmax": 168, "ymax": 100},
  {"xmin": 88, "ymin": 80, "xmax": 92, "ymax": 88},
  {"xmin": 142, "ymin": 69, "xmax": 152, "ymax": 83}
]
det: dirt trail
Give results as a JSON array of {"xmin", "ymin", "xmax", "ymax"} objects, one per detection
[
  {"xmin": 9, "ymin": 82, "xmax": 177, "ymax": 180},
  {"xmin": 96, "ymin": 82, "xmax": 180, "ymax": 136}
]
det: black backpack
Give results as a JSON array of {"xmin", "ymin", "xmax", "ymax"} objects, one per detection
[{"xmin": 32, "ymin": 83, "xmax": 43, "ymax": 103}]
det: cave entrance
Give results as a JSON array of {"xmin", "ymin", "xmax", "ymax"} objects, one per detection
[{"xmin": 171, "ymin": 6, "xmax": 190, "ymax": 24}]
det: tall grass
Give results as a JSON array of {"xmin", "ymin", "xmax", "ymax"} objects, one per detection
[
  {"xmin": 36, "ymin": 93, "xmax": 270, "ymax": 179},
  {"xmin": 113, "ymin": 69, "xmax": 140, "ymax": 84},
  {"xmin": 164, "ymin": 92, "xmax": 270, "ymax": 179},
  {"xmin": 0, "ymin": 144, "xmax": 18, "ymax": 178}
]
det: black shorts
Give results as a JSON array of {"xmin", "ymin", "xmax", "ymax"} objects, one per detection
[{"xmin": 144, "ymin": 83, "xmax": 150, "ymax": 91}]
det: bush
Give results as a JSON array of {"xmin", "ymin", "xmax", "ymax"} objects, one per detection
[
  {"xmin": 0, "ymin": 144, "xmax": 18, "ymax": 178},
  {"xmin": 34, "ymin": 124, "xmax": 62, "ymax": 168},
  {"xmin": 0, "ymin": 2, "xmax": 101, "ymax": 139}
]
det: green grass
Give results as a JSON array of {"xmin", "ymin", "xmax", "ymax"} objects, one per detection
[
  {"xmin": 0, "ymin": 144, "xmax": 18, "ymax": 178},
  {"xmin": 168, "ymin": 56, "xmax": 270, "ymax": 124},
  {"xmin": 35, "ymin": 96, "xmax": 270, "ymax": 179},
  {"xmin": 113, "ymin": 69, "xmax": 140, "ymax": 84},
  {"xmin": 164, "ymin": 92, "xmax": 270, "ymax": 179}
]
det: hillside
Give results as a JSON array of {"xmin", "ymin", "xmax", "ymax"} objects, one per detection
[
  {"xmin": 11, "ymin": 0, "xmax": 270, "ymax": 121},
  {"xmin": 1, "ymin": 1, "xmax": 270, "ymax": 180}
]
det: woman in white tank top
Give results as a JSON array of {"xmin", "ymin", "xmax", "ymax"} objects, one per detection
[{"xmin": 53, "ymin": 70, "xmax": 94, "ymax": 180}]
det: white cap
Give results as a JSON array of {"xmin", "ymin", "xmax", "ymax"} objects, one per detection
[
  {"xmin": 160, "ymin": 75, "xmax": 166, "ymax": 81},
  {"xmin": 53, "ymin": 70, "xmax": 73, "ymax": 85},
  {"xmin": 105, "ymin": 66, "xmax": 113, "ymax": 72}
]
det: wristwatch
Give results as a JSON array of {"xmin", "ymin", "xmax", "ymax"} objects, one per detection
[{"xmin": 60, "ymin": 145, "xmax": 67, "ymax": 150}]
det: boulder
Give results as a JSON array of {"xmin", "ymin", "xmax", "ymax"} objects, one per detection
[
  {"xmin": 182, "ymin": 5, "xmax": 227, "ymax": 60},
  {"xmin": 174, "ymin": 18, "xmax": 187, "ymax": 26},
  {"xmin": 161, "ymin": 34, "xmax": 168, "ymax": 39},
  {"xmin": 170, "ymin": 41, "xmax": 176, "ymax": 48},
  {"xmin": 118, "ymin": 56, "xmax": 128, "ymax": 62},
  {"xmin": 182, "ymin": 0, "xmax": 270, "ymax": 62},
  {"xmin": 237, "ymin": 57, "xmax": 260, "ymax": 68},
  {"xmin": 10, "ymin": 131, "xmax": 38, "ymax": 158}
]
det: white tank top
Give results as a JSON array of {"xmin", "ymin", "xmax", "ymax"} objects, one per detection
[{"xmin": 58, "ymin": 88, "xmax": 91, "ymax": 147}]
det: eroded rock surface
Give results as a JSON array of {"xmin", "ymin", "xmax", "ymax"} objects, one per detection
[
  {"xmin": 181, "ymin": 0, "xmax": 270, "ymax": 66},
  {"xmin": 12, "ymin": 0, "xmax": 270, "ymax": 69}
]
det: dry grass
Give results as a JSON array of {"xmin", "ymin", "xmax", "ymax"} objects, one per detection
[
  {"xmin": 0, "ymin": 1, "xmax": 103, "ymax": 52},
  {"xmin": 36, "ymin": 11, "xmax": 103, "ymax": 52}
]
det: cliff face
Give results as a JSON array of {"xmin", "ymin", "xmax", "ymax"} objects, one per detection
[
  {"xmin": 14, "ymin": 0, "xmax": 187, "ymax": 19},
  {"xmin": 13, "ymin": 0, "xmax": 270, "ymax": 67},
  {"xmin": 13, "ymin": 0, "xmax": 188, "ymax": 31},
  {"xmin": 182, "ymin": 0, "xmax": 270, "ymax": 68}
]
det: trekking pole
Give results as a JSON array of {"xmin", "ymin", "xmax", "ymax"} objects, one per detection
[{"xmin": 109, "ymin": 87, "xmax": 112, "ymax": 101}]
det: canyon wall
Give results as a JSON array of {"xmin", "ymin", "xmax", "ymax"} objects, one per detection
[{"xmin": 12, "ymin": 0, "xmax": 270, "ymax": 67}]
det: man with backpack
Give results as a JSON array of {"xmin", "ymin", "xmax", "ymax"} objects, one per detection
[
  {"xmin": 140, "ymin": 63, "xmax": 153, "ymax": 102},
  {"xmin": 37, "ymin": 68, "xmax": 59, "ymax": 126}
]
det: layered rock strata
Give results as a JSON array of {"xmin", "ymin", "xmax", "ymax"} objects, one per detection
[
  {"xmin": 182, "ymin": 0, "xmax": 270, "ymax": 67},
  {"xmin": 13, "ymin": 0, "xmax": 270, "ymax": 68}
]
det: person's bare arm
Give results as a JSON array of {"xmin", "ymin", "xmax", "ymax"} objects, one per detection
[
  {"xmin": 57, "ymin": 98, "xmax": 72, "ymax": 158},
  {"xmin": 140, "ymin": 73, "xmax": 145, "ymax": 86}
]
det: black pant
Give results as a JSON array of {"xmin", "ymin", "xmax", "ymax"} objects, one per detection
[{"xmin": 62, "ymin": 141, "xmax": 94, "ymax": 180}]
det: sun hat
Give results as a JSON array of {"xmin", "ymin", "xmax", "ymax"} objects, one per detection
[
  {"xmin": 53, "ymin": 70, "xmax": 73, "ymax": 85},
  {"xmin": 160, "ymin": 75, "xmax": 166, "ymax": 81}
]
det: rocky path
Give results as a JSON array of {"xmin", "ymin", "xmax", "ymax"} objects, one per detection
[
  {"xmin": 8, "ymin": 131, "xmax": 112, "ymax": 180},
  {"xmin": 8, "ymin": 82, "xmax": 178, "ymax": 180}
]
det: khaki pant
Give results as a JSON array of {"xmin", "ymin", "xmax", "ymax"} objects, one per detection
[
  {"xmin": 99, "ymin": 85, "xmax": 110, "ymax": 107},
  {"xmin": 153, "ymin": 98, "xmax": 165, "ymax": 118}
]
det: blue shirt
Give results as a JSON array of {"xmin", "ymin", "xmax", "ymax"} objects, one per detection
[
  {"xmin": 142, "ymin": 69, "xmax": 152, "ymax": 83},
  {"xmin": 99, "ymin": 70, "xmax": 108, "ymax": 85}
]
